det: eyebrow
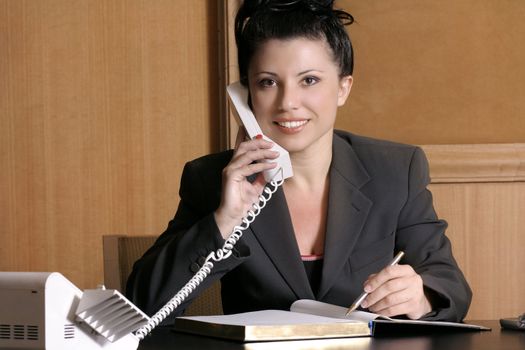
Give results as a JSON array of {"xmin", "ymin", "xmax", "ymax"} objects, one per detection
[
  {"xmin": 253, "ymin": 69, "xmax": 325, "ymax": 77},
  {"xmin": 297, "ymin": 69, "xmax": 325, "ymax": 75}
]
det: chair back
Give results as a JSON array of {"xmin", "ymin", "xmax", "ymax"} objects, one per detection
[{"xmin": 103, "ymin": 235, "xmax": 223, "ymax": 316}]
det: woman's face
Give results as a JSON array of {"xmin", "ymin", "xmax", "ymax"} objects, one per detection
[{"xmin": 247, "ymin": 37, "xmax": 352, "ymax": 155}]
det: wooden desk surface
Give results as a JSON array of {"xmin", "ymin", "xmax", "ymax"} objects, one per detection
[{"xmin": 138, "ymin": 321, "xmax": 525, "ymax": 350}]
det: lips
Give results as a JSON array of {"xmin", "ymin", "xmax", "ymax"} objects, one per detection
[
  {"xmin": 275, "ymin": 120, "xmax": 308, "ymax": 129},
  {"xmin": 273, "ymin": 119, "xmax": 309, "ymax": 135}
]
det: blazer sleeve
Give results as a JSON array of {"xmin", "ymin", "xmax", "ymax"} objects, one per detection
[
  {"xmin": 395, "ymin": 147, "xmax": 472, "ymax": 322},
  {"xmin": 125, "ymin": 157, "xmax": 250, "ymax": 323}
]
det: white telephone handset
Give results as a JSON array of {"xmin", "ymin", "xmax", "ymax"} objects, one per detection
[{"xmin": 226, "ymin": 81, "xmax": 293, "ymax": 182}]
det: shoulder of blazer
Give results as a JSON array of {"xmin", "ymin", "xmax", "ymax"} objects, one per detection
[
  {"xmin": 334, "ymin": 129, "xmax": 417, "ymax": 152},
  {"xmin": 178, "ymin": 150, "xmax": 234, "ymax": 209},
  {"xmin": 185, "ymin": 149, "xmax": 234, "ymax": 172},
  {"xmin": 333, "ymin": 129, "xmax": 422, "ymax": 180},
  {"xmin": 334, "ymin": 130, "xmax": 419, "ymax": 161}
]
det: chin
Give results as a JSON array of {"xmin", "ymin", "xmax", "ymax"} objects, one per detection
[{"xmin": 277, "ymin": 140, "xmax": 311, "ymax": 154}]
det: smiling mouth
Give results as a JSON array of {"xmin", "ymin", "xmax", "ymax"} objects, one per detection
[{"xmin": 275, "ymin": 120, "xmax": 308, "ymax": 129}]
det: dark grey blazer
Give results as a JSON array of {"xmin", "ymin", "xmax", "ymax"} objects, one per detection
[{"xmin": 126, "ymin": 130, "xmax": 472, "ymax": 323}]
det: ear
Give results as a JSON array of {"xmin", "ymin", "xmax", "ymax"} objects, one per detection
[{"xmin": 337, "ymin": 75, "xmax": 353, "ymax": 107}]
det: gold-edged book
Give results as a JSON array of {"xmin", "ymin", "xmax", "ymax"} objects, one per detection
[
  {"xmin": 174, "ymin": 308, "xmax": 370, "ymax": 342},
  {"xmin": 174, "ymin": 300, "xmax": 490, "ymax": 342}
]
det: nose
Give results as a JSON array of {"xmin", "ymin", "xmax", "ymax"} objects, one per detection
[{"xmin": 278, "ymin": 84, "xmax": 300, "ymax": 111}]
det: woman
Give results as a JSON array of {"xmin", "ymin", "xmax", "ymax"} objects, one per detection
[{"xmin": 127, "ymin": 0, "xmax": 471, "ymax": 324}]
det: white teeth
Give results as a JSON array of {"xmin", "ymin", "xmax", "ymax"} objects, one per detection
[{"xmin": 276, "ymin": 120, "xmax": 308, "ymax": 128}]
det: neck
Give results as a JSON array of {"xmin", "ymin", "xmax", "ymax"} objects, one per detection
[{"xmin": 286, "ymin": 134, "xmax": 333, "ymax": 191}]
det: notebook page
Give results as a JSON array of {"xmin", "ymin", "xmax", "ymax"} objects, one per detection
[
  {"xmin": 177, "ymin": 309, "xmax": 361, "ymax": 326},
  {"xmin": 290, "ymin": 299, "xmax": 393, "ymax": 323}
]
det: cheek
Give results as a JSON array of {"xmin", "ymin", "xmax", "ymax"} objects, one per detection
[
  {"xmin": 308, "ymin": 92, "xmax": 339, "ymax": 117},
  {"xmin": 251, "ymin": 95, "xmax": 271, "ymax": 116}
]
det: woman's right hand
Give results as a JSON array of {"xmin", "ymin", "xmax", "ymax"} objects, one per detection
[{"xmin": 214, "ymin": 130, "xmax": 279, "ymax": 239}]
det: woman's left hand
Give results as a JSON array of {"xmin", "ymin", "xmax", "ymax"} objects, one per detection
[{"xmin": 360, "ymin": 264, "xmax": 432, "ymax": 319}]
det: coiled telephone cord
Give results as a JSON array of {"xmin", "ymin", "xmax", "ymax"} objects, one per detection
[{"xmin": 135, "ymin": 178, "xmax": 283, "ymax": 340}]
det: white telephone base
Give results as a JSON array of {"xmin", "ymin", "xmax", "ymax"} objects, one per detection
[{"xmin": 0, "ymin": 272, "xmax": 144, "ymax": 350}]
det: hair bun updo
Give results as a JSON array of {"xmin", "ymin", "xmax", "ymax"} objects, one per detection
[
  {"xmin": 235, "ymin": 0, "xmax": 355, "ymax": 85},
  {"xmin": 254, "ymin": 0, "xmax": 353, "ymax": 24}
]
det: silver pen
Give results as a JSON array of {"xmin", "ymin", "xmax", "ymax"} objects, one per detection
[{"xmin": 345, "ymin": 251, "xmax": 405, "ymax": 316}]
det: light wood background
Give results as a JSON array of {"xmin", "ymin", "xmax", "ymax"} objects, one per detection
[
  {"xmin": 423, "ymin": 144, "xmax": 525, "ymax": 320},
  {"xmin": 1, "ymin": 0, "xmax": 220, "ymax": 288},
  {"xmin": 338, "ymin": 0, "xmax": 525, "ymax": 145},
  {"xmin": 1, "ymin": 0, "xmax": 524, "ymax": 320}
]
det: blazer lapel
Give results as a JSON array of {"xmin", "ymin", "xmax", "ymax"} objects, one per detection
[
  {"xmin": 318, "ymin": 134, "xmax": 373, "ymax": 300},
  {"xmin": 249, "ymin": 187, "xmax": 315, "ymax": 300}
]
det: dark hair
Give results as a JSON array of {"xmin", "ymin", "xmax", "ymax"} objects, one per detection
[{"xmin": 235, "ymin": 0, "xmax": 354, "ymax": 86}]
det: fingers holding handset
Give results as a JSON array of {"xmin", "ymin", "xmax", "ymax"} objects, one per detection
[
  {"xmin": 229, "ymin": 135, "xmax": 278, "ymax": 175},
  {"xmin": 214, "ymin": 134, "xmax": 280, "ymax": 238}
]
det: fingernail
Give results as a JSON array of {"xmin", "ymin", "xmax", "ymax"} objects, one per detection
[
  {"xmin": 364, "ymin": 285, "xmax": 372, "ymax": 293},
  {"xmin": 255, "ymin": 134, "xmax": 263, "ymax": 139},
  {"xmin": 361, "ymin": 300, "xmax": 368, "ymax": 308}
]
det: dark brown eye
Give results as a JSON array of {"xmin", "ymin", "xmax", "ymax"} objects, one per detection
[
  {"xmin": 303, "ymin": 76, "xmax": 319, "ymax": 86},
  {"xmin": 258, "ymin": 78, "xmax": 276, "ymax": 87}
]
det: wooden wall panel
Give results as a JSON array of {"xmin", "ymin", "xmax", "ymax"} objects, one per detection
[
  {"xmin": 423, "ymin": 144, "xmax": 525, "ymax": 320},
  {"xmin": 338, "ymin": 0, "xmax": 525, "ymax": 145},
  {"xmin": 0, "ymin": 0, "xmax": 219, "ymax": 289},
  {"xmin": 430, "ymin": 182, "xmax": 525, "ymax": 320}
]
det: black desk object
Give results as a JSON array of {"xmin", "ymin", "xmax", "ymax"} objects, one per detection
[{"xmin": 138, "ymin": 321, "xmax": 525, "ymax": 350}]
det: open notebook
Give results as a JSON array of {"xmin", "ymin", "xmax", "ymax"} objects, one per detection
[{"xmin": 173, "ymin": 299, "xmax": 489, "ymax": 342}]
